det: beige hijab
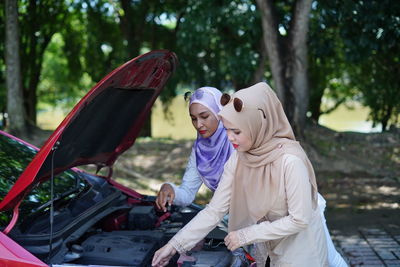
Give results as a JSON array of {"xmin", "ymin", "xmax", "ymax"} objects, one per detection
[{"xmin": 218, "ymin": 82, "xmax": 318, "ymax": 232}]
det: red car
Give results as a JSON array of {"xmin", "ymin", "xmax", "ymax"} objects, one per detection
[{"xmin": 0, "ymin": 51, "xmax": 231, "ymax": 267}]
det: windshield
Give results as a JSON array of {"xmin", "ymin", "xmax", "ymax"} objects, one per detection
[{"xmin": 0, "ymin": 133, "xmax": 88, "ymax": 228}]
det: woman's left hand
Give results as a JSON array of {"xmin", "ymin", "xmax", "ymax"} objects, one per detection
[{"xmin": 224, "ymin": 231, "xmax": 241, "ymax": 251}]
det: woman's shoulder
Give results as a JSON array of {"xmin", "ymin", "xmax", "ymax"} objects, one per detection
[
  {"xmin": 281, "ymin": 153, "xmax": 307, "ymax": 170},
  {"xmin": 282, "ymin": 153, "xmax": 302, "ymax": 162}
]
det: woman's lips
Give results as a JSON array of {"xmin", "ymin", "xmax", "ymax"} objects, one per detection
[
  {"xmin": 199, "ymin": 130, "xmax": 207, "ymax": 135},
  {"xmin": 233, "ymin": 144, "xmax": 239, "ymax": 149}
]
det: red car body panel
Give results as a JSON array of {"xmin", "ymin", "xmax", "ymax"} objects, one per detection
[
  {"xmin": 0, "ymin": 232, "xmax": 47, "ymax": 267},
  {"xmin": 0, "ymin": 50, "xmax": 178, "ymax": 266},
  {"xmin": 0, "ymin": 50, "xmax": 178, "ymax": 213}
]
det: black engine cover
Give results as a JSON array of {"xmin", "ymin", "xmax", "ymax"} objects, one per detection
[{"xmin": 74, "ymin": 230, "xmax": 164, "ymax": 266}]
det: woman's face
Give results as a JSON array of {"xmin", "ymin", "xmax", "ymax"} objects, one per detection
[
  {"xmin": 221, "ymin": 118, "xmax": 252, "ymax": 152},
  {"xmin": 189, "ymin": 103, "xmax": 219, "ymax": 138}
]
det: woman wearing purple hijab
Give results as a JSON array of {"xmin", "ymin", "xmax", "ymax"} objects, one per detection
[{"xmin": 156, "ymin": 86, "xmax": 233, "ymax": 210}]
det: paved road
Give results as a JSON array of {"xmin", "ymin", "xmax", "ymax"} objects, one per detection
[{"xmin": 333, "ymin": 227, "xmax": 400, "ymax": 266}]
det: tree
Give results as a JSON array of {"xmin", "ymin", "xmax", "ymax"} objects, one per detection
[
  {"xmin": 255, "ymin": 0, "xmax": 312, "ymax": 135},
  {"xmin": 5, "ymin": 0, "xmax": 26, "ymax": 136},
  {"xmin": 18, "ymin": 0, "xmax": 70, "ymax": 126},
  {"xmin": 117, "ymin": 0, "xmax": 187, "ymax": 136},
  {"xmin": 337, "ymin": 0, "xmax": 400, "ymax": 131},
  {"xmin": 77, "ymin": 0, "xmax": 187, "ymax": 136},
  {"xmin": 78, "ymin": 0, "xmax": 127, "ymax": 82},
  {"xmin": 37, "ymin": 33, "xmax": 93, "ymax": 112},
  {"xmin": 307, "ymin": 1, "xmax": 356, "ymax": 122},
  {"xmin": 311, "ymin": 0, "xmax": 400, "ymax": 131},
  {"xmin": 176, "ymin": 0, "xmax": 263, "ymax": 91},
  {"xmin": 351, "ymin": 57, "xmax": 399, "ymax": 131}
]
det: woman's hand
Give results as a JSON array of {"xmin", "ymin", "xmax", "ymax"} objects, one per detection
[
  {"xmin": 152, "ymin": 243, "xmax": 177, "ymax": 267},
  {"xmin": 224, "ymin": 231, "xmax": 241, "ymax": 251},
  {"xmin": 156, "ymin": 184, "xmax": 175, "ymax": 212}
]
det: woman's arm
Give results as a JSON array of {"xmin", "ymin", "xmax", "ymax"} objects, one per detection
[
  {"xmin": 156, "ymin": 149, "xmax": 203, "ymax": 210},
  {"xmin": 169, "ymin": 152, "xmax": 237, "ymax": 252},
  {"xmin": 152, "ymin": 152, "xmax": 237, "ymax": 266},
  {"xmin": 168, "ymin": 149, "xmax": 203, "ymax": 206},
  {"xmin": 236, "ymin": 154, "xmax": 313, "ymax": 246}
]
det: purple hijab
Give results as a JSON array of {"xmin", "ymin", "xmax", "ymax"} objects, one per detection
[{"xmin": 190, "ymin": 87, "xmax": 234, "ymax": 191}]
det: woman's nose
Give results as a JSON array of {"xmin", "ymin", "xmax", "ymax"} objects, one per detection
[
  {"xmin": 196, "ymin": 120, "xmax": 203, "ymax": 129},
  {"xmin": 227, "ymin": 131, "xmax": 234, "ymax": 141}
]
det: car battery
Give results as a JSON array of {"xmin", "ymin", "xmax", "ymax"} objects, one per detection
[{"xmin": 128, "ymin": 205, "xmax": 158, "ymax": 230}]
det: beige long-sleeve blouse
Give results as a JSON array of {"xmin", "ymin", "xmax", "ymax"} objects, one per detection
[{"xmin": 169, "ymin": 151, "xmax": 328, "ymax": 267}]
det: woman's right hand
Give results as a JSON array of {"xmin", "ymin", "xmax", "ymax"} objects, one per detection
[
  {"xmin": 152, "ymin": 243, "xmax": 177, "ymax": 266},
  {"xmin": 156, "ymin": 183, "xmax": 175, "ymax": 212}
]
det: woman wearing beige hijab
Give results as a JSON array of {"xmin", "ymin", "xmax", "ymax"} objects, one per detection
[{"xmin": 152, "ymin": 82, "xmax": 330, "ymax": 267}]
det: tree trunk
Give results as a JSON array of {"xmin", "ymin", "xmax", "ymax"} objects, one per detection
[
  {"xmin": 256, "ymin": 0, "xmax": 312, "ymax": 136},
  {"xmin": 381, "ymin": 103, "xmax": 393, "ymax": 132},
  {"xmin": 290, "ymin": 0, "xmax": 312, "ymax": 135},
  {"xmin": 309, "ymin": 87, "xmax": 323, "ymax": 122},
  {"xmin": 21, "ymin": 0, "xmax": 44, "ymax": 126},
  {"xmin": 251, "ymin": 39, "xmax": 268, "ymax": 85},
  {"xmin": 255, "ymin": 0, "xmax": 286, "ymax": 104},
  {"xmin": 5, "ymin": 0, "xmax": 27, "ymax": 137},
  {"xmin": 24, "ymin": 40, "xmax": 49, "ymax": 126}
]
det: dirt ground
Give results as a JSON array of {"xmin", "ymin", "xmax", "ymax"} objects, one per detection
[
  {"xmin": 25, "ymin": 123, "xmax": 400, "ymax": 235},
  {"xmin": 303, "ymin": 124, "xmax": 400, "ymax": 235}
]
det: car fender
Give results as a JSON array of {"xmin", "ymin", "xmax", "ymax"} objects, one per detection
[{"xmin": 0, "ymin": 232, "xmax": 47, "ymax": 267}]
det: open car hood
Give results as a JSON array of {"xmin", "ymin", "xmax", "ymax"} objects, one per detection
[{"xmin": 0, "ymin": 50, "xmax": 178, "ymax": 211}]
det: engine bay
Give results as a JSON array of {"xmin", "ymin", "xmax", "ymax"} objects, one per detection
[
  {"xmin": 9, "ymin": 175, "xmax": 232, "ymax": 267},
  {"xmin": 58, "ymin": 203, "xmax": 232, "ymax": 267}
]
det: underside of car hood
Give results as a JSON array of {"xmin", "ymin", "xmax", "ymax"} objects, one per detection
[{"xmin": 0, "ymin": 50, "xmax": 178, "ymax": 212}]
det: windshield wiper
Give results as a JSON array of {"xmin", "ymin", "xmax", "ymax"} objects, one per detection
[{"xmin": 31, "ymin": 186, "xmax": 83, "ymax": 214}]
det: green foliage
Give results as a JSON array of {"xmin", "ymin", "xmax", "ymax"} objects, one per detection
[
  {"xmin": 349, "ymin": 57, "xmax": 399, "ymax": 131},
  {"xmin": 112, "ymin": 0, "xmax": 187, "ymax": 104},
  {"xmin": 81, "ymin": 0, "xmax": 127, "ymax": 82},
  {"xmin": 307, "ymin": 0, "xmax": 400, "ymax": 130},
  {"xmin": 336, "ymin": 0, "xmax": 400, "ymax": 131},
  {"xmin": 1, "ymin": 0, "xmax": 398, "ymax": 133},
  {"xmin": 38, "ymin": 33, "xmax": 93, "ymax": 110},
  {"xmin": 176, "ymin": 0, "xmax": 262, "ymax": 90},
  {"xmin": 31, "ymin": 1, "xmax": 98, "ymax": 111},
  {"xmin": 308, "ymin": 1, "xmax": 357, "ymax": 120},
  {"xmin": 18, "ymin": 0, "xmax": 69, "ymax": 89},
  {"xmin": 62, "ymin": 2, "xmax": 86, "ymax": 82}
]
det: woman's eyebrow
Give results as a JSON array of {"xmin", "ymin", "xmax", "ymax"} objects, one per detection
[
  {"xmin": 190, "ymin": 111, "xmax": 208, "ymax": 117},
  {"xmin": 195, "ymin": 111, "xmax": 209, "ymax": 116}
]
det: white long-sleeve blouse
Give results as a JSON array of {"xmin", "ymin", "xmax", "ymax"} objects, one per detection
[
  {"xmin": 168, "ymin": 151, "xmax": 329, "ymax": 267},
  {"xmin": 167, "ymin": 148, "xmax": 204, "ymax": 207}
]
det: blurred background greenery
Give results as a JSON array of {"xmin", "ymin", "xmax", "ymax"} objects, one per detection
[
  {"xmin": 1, "ymin": 0, "xmax": 399, "ymax": 137},
  {"xmin": 36, "ymin": 97, "xmax": 382, "ymax": 140}
]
